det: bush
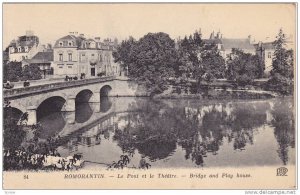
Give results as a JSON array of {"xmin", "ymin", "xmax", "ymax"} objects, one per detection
[
  {"xmin": 236, "ymin": 74, "xmax": 253, "ymax": 87},
  {"xmin": 3, "ymin": 61, "xmax": 23, "ymax": 82},
  {"xmin": 22, "ymin": 64, "xmax": 42, "ymax": 81}
]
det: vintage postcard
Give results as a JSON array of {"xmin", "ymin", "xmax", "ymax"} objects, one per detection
[{"xmin": 2, "ymin": 3, "xmax": 297, "ymax": 190}]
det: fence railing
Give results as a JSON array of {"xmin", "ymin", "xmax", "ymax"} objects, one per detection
[{"xmin": 4, "ymin": 76, "xmax": 115, "ymax": 99}]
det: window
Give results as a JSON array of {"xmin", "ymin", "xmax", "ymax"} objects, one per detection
[
  {"xmin": 18, "ymin": 47, "xmax": 21, "ymax": 52},
  {"xmin": 268, "ymin": 52, "xmax": 272, "ymax": 58},
  {"xmin": 24, "ymin": 46, "xmax": 28, "ymax": 52},
  {"xmin": 91, "ymin": 54, "xmax": 95, "ymax": 57},
  {"xmin": 59, "ymin": 54, "xmax": 63, "ymax": 61},
  {"xmin": 99, "ymin": 54, "xmax": 102, "ymax": 62},
  {"xmin": 68, "ymin": 66, "xmax": 72, "ymax": 69},
  {"xmin": 68, "ymin": 53, "xmax": 72, "ymax": 61},
  {"xmin": 59, "ymin": 41, "xmax": 63, "ymax": 47},
  {"xmin": 58, "ymin": 64, "xmax": 64, "ymax": 68},
  {"xmin": 69, "ymin": 42, "xmax": 72, "ymax": 46}
]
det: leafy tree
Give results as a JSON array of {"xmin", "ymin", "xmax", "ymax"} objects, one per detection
[
  {"xmin": 3, "ymin": 61, "xmax": 23, "ymax": 82},
  {"xmin": 112, "ymin": 36, "xmax": 136, "ymax": 76},
  {"xmin": 268, "ymin": 29, "xmax": 294, "ymax": 95},
  {"xmin": 113, "ymin": 33, "xmax": 178, "ymax": 96},
  {"xmin": 22, "ymin": 64, "xmax": 42, "ymax": 81},
  {"xmin": 226, "ymin": 48, "xmax": 264, "ymax": 86},
  {"xmin": 177, "ymin": 31, "xmax": 226, "ymax": 92},
  {"xmin": 201, "ymin": 43, "xmax": 226, "ymax": 82},
  {"xmin": 3, "ymin": 101, "xmax": 26, "ymax": 150}
]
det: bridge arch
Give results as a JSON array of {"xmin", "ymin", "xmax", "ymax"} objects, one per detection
[
  {"xmin": 100, "ymin": 85, "xmax": 112, "ymax": 97},
  {"xmin": 4, "ymin": 106, "xmax": 23, "ymax": 123},
  {"xmin": 100, "ymin": 85, "xmax": 113, "ymax": 113},
  {"xmin": 75, "ymin": 89, "xmax": 94, "ymax": 103},
  {"xmin": 36, "ymin": 96, "xmax": 66, "ymax": 121},
  {"xmin": 75, "ymin": 89, "xmax": 94, "ymax": 123}
]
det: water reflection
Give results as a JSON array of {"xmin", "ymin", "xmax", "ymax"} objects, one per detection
[
  {"xmin": 100, "ymin": 97, "xmax": 112, "ymax": 113},
  {"xmin": 271, "ymin": 99, "xmax": 295, "ymax": 165},
  {"xmin": 75, "ymin": 102, "xmax": 93, "ymax": 123},
  {"xmin": 39, "ymin": 112, "xmax": 66, "ymax": 139},
  {"xmin": 38, "ymin": 97, "xmax": 295, "ymax": 168}
]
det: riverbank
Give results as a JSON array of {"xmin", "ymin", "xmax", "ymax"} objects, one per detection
[{"xmin": 154, "ymin": 88, "xmax": 281, "ymax": 100}]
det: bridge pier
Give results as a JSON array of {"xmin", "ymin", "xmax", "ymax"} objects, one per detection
[
  {"xmin": 64, "ymin": 111, "xmax": 75, "ymax": 124},
  {"xmin": 90, "ymin": 102, "xmax": 101, "ymax": 113},
  {"xmin": 63, "ymin": 96, "xmax": 76, "ymax": 112},
  {"xmin": 89, "ymin": 92, "xmax": 100, "ymax": 103},
  {"xmin": 26, "ymin": 106, "xmax": 37, "ymax": 125}
]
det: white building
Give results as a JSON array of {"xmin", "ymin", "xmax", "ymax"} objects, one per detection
[
  {"xmin": 8, "ymin": 31, "xmax": 43, "ymax": 62},
  {"xmin": 52, "ymin": 33, "xmax": 121, "ymax": 77}
]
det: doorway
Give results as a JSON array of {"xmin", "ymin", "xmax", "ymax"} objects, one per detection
[{"xmin": 91, "ymin": 68, "xmax": 95, "ymax": 76}]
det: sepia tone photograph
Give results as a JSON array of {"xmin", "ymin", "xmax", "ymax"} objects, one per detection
[{"xmin": 2, "ymin": 3, "xmax": 297, "ymax": 190}]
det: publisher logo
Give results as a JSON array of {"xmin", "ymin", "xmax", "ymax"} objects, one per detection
[{"xmin": 276, "ymin": 167, "xmax": 288, "ymax": 176}]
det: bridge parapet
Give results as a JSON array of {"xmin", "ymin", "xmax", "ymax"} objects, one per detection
[{"xmin": 4, "ymin": 76, "xmax": 115, "ymax": 99}]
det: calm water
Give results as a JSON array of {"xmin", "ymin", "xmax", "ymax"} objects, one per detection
[{"xmin": 37, "ymin": 97, "xmax": 295, "ymax": 168}]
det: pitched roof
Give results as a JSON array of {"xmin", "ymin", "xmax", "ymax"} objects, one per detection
[
  {"xmin": 220, "ymin": 38, "xmax": 255, "ymax": 50},
  {"xmin": 203, "ymin": 39, "xmax": 222, "ymax": 45},
  {"xmin": 53, "ymin": 35, "xmax": 86, "ymax": 48},
  {"xmin": 25, "ymin": 51, "xmax": 53, "ymax": 64},
  {"xmin": 261, "ymin": 42, "xmax": 274, "ymax": 50}
]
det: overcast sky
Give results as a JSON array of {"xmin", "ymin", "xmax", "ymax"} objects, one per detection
[{"xmin": 3, "ymin": 3, "xmax": 296, "ymax": 49}]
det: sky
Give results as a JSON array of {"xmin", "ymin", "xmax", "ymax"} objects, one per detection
[{"xmin": 3, "ymin": 3, "xmax": 296, "ymax": 49}]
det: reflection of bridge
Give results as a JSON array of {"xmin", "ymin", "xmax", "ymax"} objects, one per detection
[
  {"xmin": 57, "ymin": 97, "xmax": 139, "ymax": 137},
  {"xmin": 4, "ymin": 76, "xmax": 146, "ymax": 125}
]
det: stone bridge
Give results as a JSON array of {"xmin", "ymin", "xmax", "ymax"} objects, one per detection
[{"xmin": 4, "ymin": 76, "xmax": 147, "ymax": 125}]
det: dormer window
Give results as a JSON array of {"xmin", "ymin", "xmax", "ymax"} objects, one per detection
[
  {"xmin": 9, "ymin": 47, "xmax": 15, "ymax": 54},
  {"xmin": 59, "ymin": 41, "xmax": 63, "ymax": 47},
  {"xmin": 18, "ymin": 47, "xmax": 22, "ymax": 52},
  {"xmin": 68, "ymin": 41, "xmax": 73, "ymax": 47},
  {"xmin": 24, "ymin": 46, "xmax": 29, "ymax": 52}
]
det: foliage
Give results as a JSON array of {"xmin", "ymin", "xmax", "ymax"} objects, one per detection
[
  {"xmin": 113, "ymin": 33, "xmax": 178, "ymax": 96},
  {"xmin": 3, "ymin": 101, "xmax": 26, "ymax": 150},
  {"xmin": 176, "ymin": 31, "xmax": 226, "ymax": 93},
  {"xmin": 22, "ymin": 64, "xmax": 43, "ymax": 81},
  {"xmin": 226, "ymin": 48, "xmax": 264, "ymax": 86},
  {"xmin": 267, "ymin": 29, "xmax": 294, "ymax": 95},
  {"xmin": 3, "ymin": 61, "xmax": 23, "ymax": 82}
]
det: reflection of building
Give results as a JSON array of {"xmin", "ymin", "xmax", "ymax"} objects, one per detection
[
  {"xmin": 7, "ymin": 31, "xmax": 44, "ymax": 62},
  {"xmin": 52, "ymin": 32, "xmax": 120, "ymax": 77}
]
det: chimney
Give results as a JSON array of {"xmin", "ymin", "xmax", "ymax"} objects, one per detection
[
  {"xmin": 79, "ymin": 34, "xmax": 85, "ymax": 38},
  {"xmin": 95, "ymin": 37, "xmax": 101, "ymax": 41},
  {"xmin": 26, "ymin": 30, "xmax": 34, "ymax": 36},
  {"xmin": 248, "ymin": 35, "xmax": 252, "ymax": 43},
  {"xmin": 210, "ymin": 31, "xmax": 215, "ymax": 39}
]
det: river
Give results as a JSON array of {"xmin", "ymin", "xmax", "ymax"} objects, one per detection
[{"xmin": 34, "ymin": 97, "xmax": 296, "ymax": 168}]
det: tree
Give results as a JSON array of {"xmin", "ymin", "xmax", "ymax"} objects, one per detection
[
  {"xmin": 22, "ymin": 64, "xmax": 42, "ymax": 81},
  {"xmin": 268, "ymin": 29, "xmax": 294, "ymax": 95},
  {"xmin": 201, "ymin": 43, "xmax": 226, "ymax": 82},
  {"xmin": 3, "ymin": 101, "xmax": 26, "ymax": 150},
  {"xmin": 177, "ymin": 31, "xmax": 226, "ymax": 92},
  {"xmin": 113, "ymin": 36, "xmax": 136, "ymax": 76},
  {"xmin": 226, "ymin": 48, "xmax": 264, "ymax": 86},
  {"xmin": 3, "ymin": 61, "xmax": 23, "ymax": 82},
  {"xmin": 113, "ymin": 33, "xmax": 178, "ymax": 96}
]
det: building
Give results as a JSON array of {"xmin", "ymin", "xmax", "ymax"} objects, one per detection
[
  {"xmin": 254, "ymin": 34, "xmax": 294, "ymax": 75},
  {"xmin": 203, "ymin": 31, "xmax": 256, "ymax": 59},
  {"xmin": 22, "ymin": 46, "xmax": 54, "ymax": 78},
  {"xmin": 7, "ymin": 31, "xmax": 44, "ymax": 62},
  {"xmin": 52, "ymin": 33, "xmax": 120, "ymax": 78}
]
